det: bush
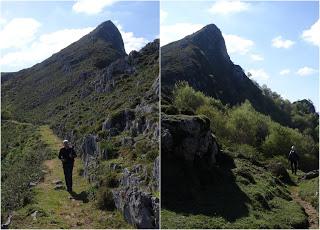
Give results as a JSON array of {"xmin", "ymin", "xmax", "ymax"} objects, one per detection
[
  {"xmin": 173, "ymin": 82, "xmax": 207, "ymax": 112},
  {"xmin": 232, "ymin": 144, "xmax": 261, "ymax": 161},
  {"xmin": 227, "ymin": 101, "xmax": 269, "ymax": 147},
  {"xmin": 100, "ymin": 141, "xmax": 117, "ymax": 159},
  {"xmin": 196, "ymin": 104, "xmax": 230, "ymax": 142},
  {"xmin": 96, "ymin": 187, "xmax": 115, "ymax": 210},
  {"xmin": 146, "ymin": 149, "xmax": 158, "ymax": 162}
]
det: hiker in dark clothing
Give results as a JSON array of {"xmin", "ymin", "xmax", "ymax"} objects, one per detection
[
  {"xmin": 58, "ymin": 140, "xmax": 77, "ymax": 192},
  {"xmin": 288, "ymin": 145, "xmax": 299, "ymax": 175}
]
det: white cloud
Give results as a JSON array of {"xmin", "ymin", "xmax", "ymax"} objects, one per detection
[
  {"xmin": 250, "ymin": 53, "xmax": 264, "ymax": 61},
  {"xmin": 272, "ymin": 36, "xmax": 295, "ymax": 48},
  {"xmin": 302, "ymin": 19, "xmax": 320, "ymax": 47},
  {"xmin": 0, "ymin": 18, "xmax": 41, "ymax": 49},
  {"xmin": 223, "ymin": 33, "xmax": 254, "ymax": 55},
  {"xmin": 208, "ymin": 0, "xmax": 250, "ymax": 15},
  {"xmin": 296, "ymin": 67, "xmax": 318, "ymax": 76},
  {"xmin": 160, "ymin": 9, "xmax": 168, "ymax": 24},
  {"xmin": 279, "ymin": 69, "xmax": 290, "ymax": 75},
  {"xmin": 0, "ymin": 17, "xmax": 7, "ymax": 25},
  {"xmin": 1, "ymin": 27, "xmax": 94, "ymax": 72},
  {"xmin": 248, "ymin": 68, "xmax": 270, "ymax": 82},
  {"xmin": 115, "ymin": 23, "xmax": 148, "ymax": 53},
  {"xmin": 72, "ymin": 0, "xmax": 117, "ymax": 15},
  {"xmin": 160, "ymin": 22, "xmax": 204, "ymax": 46}
]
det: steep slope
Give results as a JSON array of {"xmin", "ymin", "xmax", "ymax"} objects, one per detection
[
  {"xmin": 161, "ymin": 24, "xmax": 292, "ymax": 125},
  {"xmin": 160, "ymin": 24, "xmax": 317, "ymax": 228},
  {"xmin": 2, "ymin": 20, "xmax": 126, "ymax": 123},
  {"xmin": 1, "ymin": 21, "xmax": 159, "ymax": 228}
]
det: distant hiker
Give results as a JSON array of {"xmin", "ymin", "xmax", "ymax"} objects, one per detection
[
  {"xmin": 58, "ymin": 140, "xmax": 77, "ymax": 192},
  {"xmin": 288, "ymin": 145, "xmax": 299, "ymax": 175}
]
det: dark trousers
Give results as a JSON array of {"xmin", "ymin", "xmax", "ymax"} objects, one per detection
[
  {"xmin": 290, "ymin": 161, "xmax": 298, "ymax": 175},
  {"xmin": 63, "ymin": 162, "xmax": 74, "ymax": 191}
]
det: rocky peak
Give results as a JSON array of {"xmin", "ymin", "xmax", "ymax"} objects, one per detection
[
  {"xmin": 89, "ymin": 20, "xmax": 126, "ymax": 54},
  {"xmin": 293, "ymin": 99, "xmax": 317, "ymax": 114},
  {"xmin": 186, "ymin": 24, "xmax": 230, "ymax": 64}
]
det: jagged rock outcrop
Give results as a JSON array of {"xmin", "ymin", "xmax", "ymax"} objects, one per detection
[
  {"xmin": 77, "ymin": 40, "xmax": 159, "ymax": 228},
  {"xmin": 81, "ymin": 135, "xmax": 100, "ymax": 182},
  {"xmin": 161, "ymin": 114, "xmax": 218, "ymax": 167},
  {"xmin": 112, "ymin": 163, "xmax": 159, "ymax": 228},
  {"xmin": 101, "ymin": 77, "xmax": 159, "ymax": 140},
  {"xmin": 300, "ymin": 169, "xmax": 319, "ymax": 180}
]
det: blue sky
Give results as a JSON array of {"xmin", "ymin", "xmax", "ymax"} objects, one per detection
[
  {"xmin": 0, "ymin": 0, "xmax": 159, "ymax": 72},
  {"xmin": 161, "ymin": 0, "xmax": 319, "ymax": 111}
]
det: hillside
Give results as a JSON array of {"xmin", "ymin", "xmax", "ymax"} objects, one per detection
[
  {"xmin": 161, "ymin": 24, "xmax": 318, "ymax": 136},
  {"xmin": 1, "ymin": 20, "xmax": 159, "ymax": 228},
  {"xmin": 161, "ymin": 24, "xmax": 318, "ymax": 228}
]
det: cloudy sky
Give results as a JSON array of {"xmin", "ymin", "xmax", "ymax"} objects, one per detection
[
  {"xmin": 161, "ymin": 0, "xmax": 319, "ymax": 110},
  {"xmin": 0, "ymin": 0, "xmax": 159, "ymax": 72}
]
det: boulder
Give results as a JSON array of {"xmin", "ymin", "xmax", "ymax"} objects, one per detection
[
  {"xmin": 300, "ymin": 169, "xmax": 319, "ymax": 180},
  {"xmin": 161, "ymin": 114, "xmax": 218, "ymax": 168},
  {"xmin": 268, "ymin": 163, "xmax": 291, "ymax": 183}
]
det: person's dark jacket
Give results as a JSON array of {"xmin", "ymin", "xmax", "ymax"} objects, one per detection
[
  {"xmin": 288, "ymin": 150, "xmax": 299, "ymax": 162},
  {"xmin": 58, "ymin": 147, "xmax": 77, "ymax": 164}
]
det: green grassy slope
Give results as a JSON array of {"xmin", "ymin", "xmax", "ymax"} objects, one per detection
[
  {"xmin": 10, "ymin": 125, "xmax": 130, "ymax": 229},
  {"xmin": 161, "ymin": 84, "xmax": 317, "ymax": 229},
  {"xmin": 161, "ymin": 152, "xmax": 308, "ymax": 229},
  {"xmin": 1, "ymin": 121, "xmax": 54, "ymax": 216},
  {"xmin": 6, "ymin": 126, "xmax": 130, "ymax": 228}
]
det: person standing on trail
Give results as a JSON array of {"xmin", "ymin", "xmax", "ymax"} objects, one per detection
[
  {"xmin": 58, "ymin": 140, "xmax": 77, "ymax": 192},
  {"xmin": 288, "ymin": 145, "xmax": 299, "ymax": 175}
]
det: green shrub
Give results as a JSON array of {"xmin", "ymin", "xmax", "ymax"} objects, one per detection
[
  {"xmin": 173, "ymin": 82, "xmax": 207, "ymax": 112},
  {"xmin": 100, "ymin": 141, "xmax": 117, "ymax": 159},
  {"xmin": 196, "ymin": 104, "xmax": 230, "ymax": 142},
  {"xmin": 146, "ymin": 149, "xmax": 158, "ymax": 162},
  {"xmin": 96, "ymin": 187, "xmax": 115, "ymax": 211}
]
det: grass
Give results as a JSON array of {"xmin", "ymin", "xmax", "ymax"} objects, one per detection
[
  {"xmin": 298, "ymin": 177, "xmax": 319, "ymax": 210},
  {"xmin": 11, "ymin": 127, "xmax": 131, "ymax": 229},
  {"xmin": 161, "ymin": 154, "xmax": 308, "ymax": 229},
  {"xmin": 38, "ymin": 125, "xmax": 62, "ymax": 153},
  {"xmin": 1, "ymin": 121, "xmax": 54, "ymax": 214}
]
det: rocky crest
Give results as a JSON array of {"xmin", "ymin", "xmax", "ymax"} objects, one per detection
[
  {"xmin": 79, "ymin": 40, "xmax": 159, "ymax": 228},
  {"xmin": 161, "ymin": 24, "xmax": 291, "ymax": 125}
]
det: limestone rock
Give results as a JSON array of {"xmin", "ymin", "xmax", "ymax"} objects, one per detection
[{"xmin": 161, "ymin": 114, "xmax": 218, "ymax": 168}]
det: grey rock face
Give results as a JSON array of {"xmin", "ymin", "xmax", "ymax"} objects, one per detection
[
  {"xmin": 81, "ymin": 135, "xmax": 100, "ymax": 182},
  {"xmin": 112, "ymin": 165, "xmax": 159, "ymax": 229},
  {"xmin": 113, "ymin": 188, "xmax": 159, "ymax": 229},
  {"xmin": 161, "ymin": 114, "xmax": 218, "ymax": 167},
  {"xmin": 95, "ymin": 46, "xmax": 139, "ymax": 93},
  {"xmin": 152, "ymin": 156, "xmax": 159, "ymax": 191}
]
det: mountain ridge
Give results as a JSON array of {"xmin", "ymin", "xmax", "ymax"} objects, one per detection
[{"xmin": 161, "ymin": 23, "xmax": 319, "ymax": 127}]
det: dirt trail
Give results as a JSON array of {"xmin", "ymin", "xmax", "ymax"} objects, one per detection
[
  {"xmin": 291, "ymin": 187, "xmax": 319, "ymax": 229},
  {"xmin": 11, "ymin": 125, "xmax": 130, "ymax": 229}
]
